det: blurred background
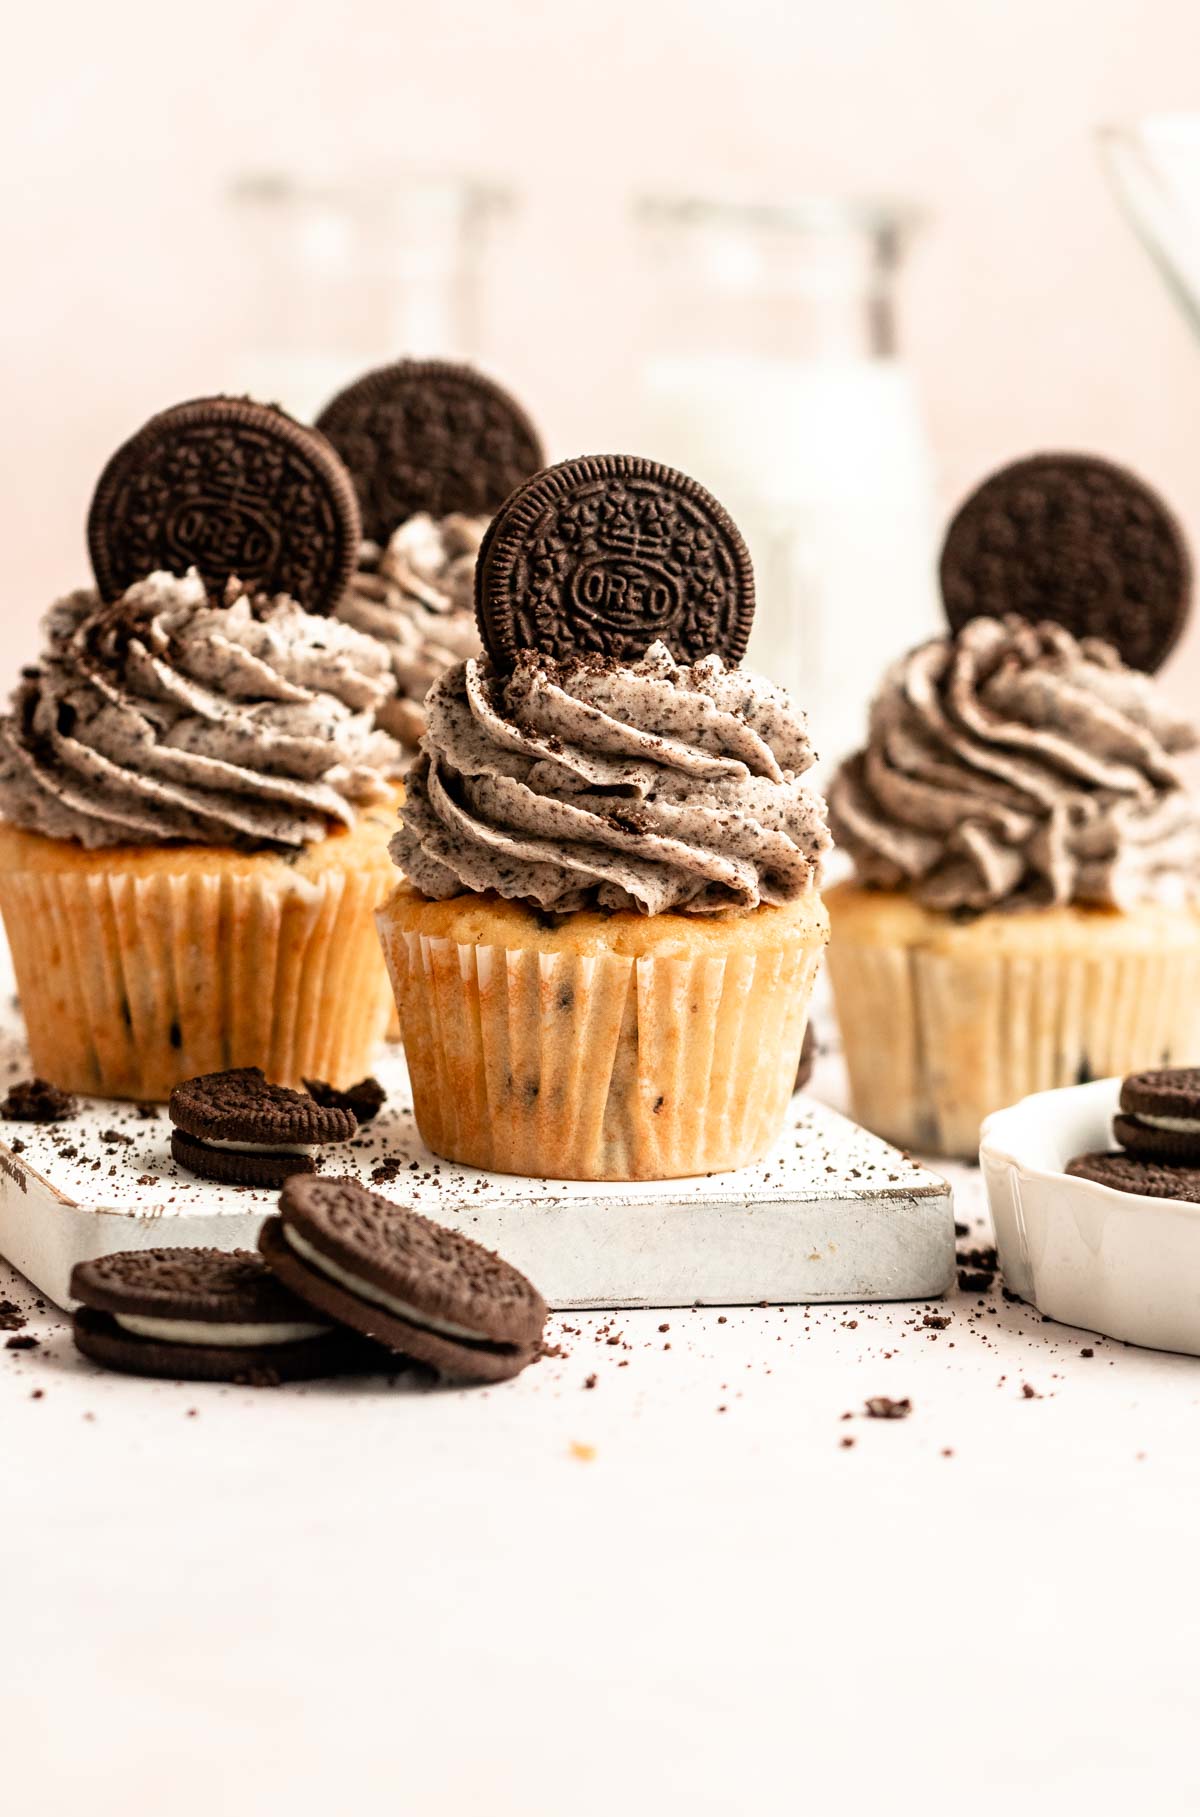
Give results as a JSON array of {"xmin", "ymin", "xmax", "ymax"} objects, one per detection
[{"xmin": 4, "ymin": 0, "xmax": 1200, "ymax": 762}]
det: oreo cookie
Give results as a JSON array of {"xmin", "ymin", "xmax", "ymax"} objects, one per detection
[
  {"xmin": 474, "ymin": 454, "xmax": 756, "ymax": 670},
  {"xmin": 88, "ymin": 395, "xmax": 361, "ymax": 614},
  {"xmin": 1112, "ymin": 1066, "xmax": 1200, "ymax": 1161},
  {"xmin": 70, "ymin": 1247, "xmax": 354, "ymax": 1383},
  {"xmin": 315, "ymin": 360, "xmax": 544, "ymax": 545},
  {"xmin": 259, "ymin": 1175, "xmax": 547, "ymax": 1383},
  {"xmin": 1065, "ymin": 1151, "xmax": 1200, "ymax": 1203},
  {"xmin": 940, "ymin": 453, "xmax": 1191, "ymax": 672},
  {"xmin": 169, "ymin": 1067, "xmax": 357, "ymax": 1188}
]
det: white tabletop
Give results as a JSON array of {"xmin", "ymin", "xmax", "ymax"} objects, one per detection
[{"xmin": 3, "ymin": 1039, "xmax": 1199, "ymax": 1816}]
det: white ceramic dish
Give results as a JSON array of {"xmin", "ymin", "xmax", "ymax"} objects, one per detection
[{"xmin": 982, "ymin": 1077, "xmax": 1200, "ymax": 1357}]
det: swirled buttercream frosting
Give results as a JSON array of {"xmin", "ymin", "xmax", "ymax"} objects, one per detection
[
  {"xmin": 392, "ymin": 641, "xmax": 829, "ymax": 915},
  {"xmin": 0, "ymin": 570, "xmax": 400, "ymax": 849},
  {"xmin": 829, "ymin": 615, "xmax": 1200, "ymax": 911},
  {"xmin": 335, "ymin": 513, "xmax": 484, "ymax": 753}
]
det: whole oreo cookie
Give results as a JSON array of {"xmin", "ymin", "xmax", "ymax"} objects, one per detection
[
  {"xmin": 1112, "ymin": 1066, "xmax": 1200, "ymax": 1162},
  {"xmin": 70, "ymin": 1247, "xmax": 354, "ymax": 1383},
  {"xmin": 169, "ymin": 1067, "xmax": 357, "ymax": 1188},
  {"xmin": 88, "ymin": 395, "xmax": 361, "ymax": 614},
  {"xmin": 475, "ymin": 454, "xmax": 756, "ymax": 669},
  {"xmin": 940, "ymin": 453, "xmax": 1191, "ymax": 671},
  {"xmin": 259, "ymin": 1174, "xmax": 547, "ymax": 1383},
  {"xmin": 1065, "ymin": 1151, "xmax": 1200, "ymax": 1203},
  {"xmin": 314, "ymin": 359, "xmax": 544, "ymax": 545}
]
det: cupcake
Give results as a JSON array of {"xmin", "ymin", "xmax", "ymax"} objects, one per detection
[
  {"xmin": 826, "ymin": 453, "xmax": 1200, "ymax": 1158},
  {"xmin": 315, "ymin": 359, "xmax": 544, "ymax": 762},
  {"xmin": 0, "ymin": 396, "xmax": 404, "ymax": 1100},
  {"xmin": 376, "ymin": 454, "xmax": 830, "ymax": 1182}
]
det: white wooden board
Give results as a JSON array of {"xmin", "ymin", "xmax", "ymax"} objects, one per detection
[{"xmin": 0, "ymin": 1006, "xmax": 954, "ymax": 1312}]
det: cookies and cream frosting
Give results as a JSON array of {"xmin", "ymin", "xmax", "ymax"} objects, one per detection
[
  {"xmin": 0, "ymin": 569, "xmax": 400, "ymax": 849},
  {"xmin": 335, "ymin": 513, "xmax": 485, "ymax": 753},
  {"xmin": 393, "ymin": 641, "xmax": 829, "ymax": 915},
  {"xmin": 829, "ymin": 615, "xmax": 1200, "ymax": 912}
]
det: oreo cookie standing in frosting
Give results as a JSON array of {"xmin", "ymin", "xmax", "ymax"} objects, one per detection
[
  {"xmin": 1111, "ymin": 1067, "xmax": 1200, "ymax": 1162},
  {"xmin": 475, "ymin": 454, "xmax": 756, "ymax": 670},
  {"xmin": 315, "ymin": 360, "xmax": 544, "ymax": 546},
  {"xmin": 169, "ymin": 1067, "xmax": 357, "ymax": 1188},
  {"xmin": 88, "ymin": 395, "xmax": 362, "ymax": 614},
  {"xmin": 939, "ymin": 453, "xmax": 1191, "ymax": 672},
  {"xmin": 259, "ymin": 1175, "xmax": 547, "ymax": 1383},
  {"xmin": 70, "ymin": 1247, "xmax": 355, "ymax": 1383}
]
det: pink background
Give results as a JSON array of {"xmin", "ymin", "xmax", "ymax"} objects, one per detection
[{"xmin": 4, "ymin": 0, "xmax": 1200, "ymax": 701}]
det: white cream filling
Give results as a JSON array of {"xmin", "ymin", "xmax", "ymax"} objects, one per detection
[
  {"xmin": 1128, "ymin": 1112, "xmax": 1200, "ymax": 1135},
  {"xmin": 114, "ymin": 1313, "xmax": 331, "ymax": 1347},
  {"xmin": 200, "ymin": 1137, "xmax": 320, "ymax": 1157},
  {"xmin": 283, "ymin": 1224, "xmax": 494, "ymax": 1345}
]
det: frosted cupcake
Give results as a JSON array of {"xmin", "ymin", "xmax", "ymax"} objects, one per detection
[
  {"xmin": 0, "ymin": 395, "xmax": 402, "ymax": 1100},
  {"xmin": 377, "ymin": 454, "xmax": 830, "ymax": 1181},
  {"xmin": 335, "ymin": 512, "xmax": 485, "ymax": 750},
  {"xmin": 826, "ymin": 453, "xmax": 1200, "ymax": 1157},
  {"xmin": 316, "ymin": 360, "xmax": 544, "ymax": 761}
]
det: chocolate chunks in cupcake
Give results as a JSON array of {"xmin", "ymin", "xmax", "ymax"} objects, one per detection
[
  {"xmin": 169, "ymin": 1068, "xmax": 358, "ymax": 1187},
  {"xmin": 259, "ymin": 1175, "xmax": 547, "ymax": 1383},
  {"xmin": 70, "ymin": 1247, "xmax": 357, "ymax": 1383}
]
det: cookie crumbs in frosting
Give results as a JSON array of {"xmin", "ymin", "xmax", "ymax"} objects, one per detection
[
  {"xmin": 829, "ymin": 614, "xmax": 1200, "ymax": 912},
  {"xmin": 335, "ymin": 512, "xmax": 485, "ymax": 756},
  {"xmin": 393, "ymin": 640, "xmax": 829, "ymax": 916},
  {"xmin": 0, "ymin": 569, "xmax": 401, "ymax": 850}
]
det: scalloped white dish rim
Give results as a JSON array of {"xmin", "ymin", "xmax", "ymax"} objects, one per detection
[{"xmin": 981, "ymin": 1077, "xmax": 1200, "ymax": 1358}]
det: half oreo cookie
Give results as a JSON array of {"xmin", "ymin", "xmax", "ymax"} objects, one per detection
[
  {"xmin": 259, "ymin": 1174, "xmax": 547, "ymax": 1383},
  {"xmin": 169, "ymin": 1067, "xmax": 357, "ymax": 1188},
  {"xmin": 1112, "ymin": 1066, "xmax": 1200, "ymax": 1162},
  {"xmin": 474, "ymin": 453, "xmax": 756, "ymax": 670},
  {"xmin": 315, "ymin": 359, "xmax": 544, "ymax": 545},
  {"xmin": 70, "ymin": 1247, "xmax": 355, "ymax": 1383},
  {"xmin": 940, "ymin": 452, "xmax": 1191, "ymax": 671},
  {"xmin": 88, "ymin": 395, "xmax": 362, "ymax": 614}
]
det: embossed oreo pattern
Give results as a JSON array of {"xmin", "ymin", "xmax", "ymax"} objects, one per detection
[
  {"xmin": 88, "ymin": 397, "xmax": 362, "ymax": 614},
  {"xmin": 940, "ymin": 452, "xmax": 1191, "ymax": 672},
  {"xmin": 475, "ymin": 455, "xmax": 756, "ymax": 669},
  {"xmin": 315, "ymin": 360, "xmax": 544, "ymax": 544}
]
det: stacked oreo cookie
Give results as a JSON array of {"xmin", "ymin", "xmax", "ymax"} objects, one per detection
[
  {"xmin": 1068, "ymin": 1068, "xmax": 1200, "ymax": 1202},
  {"xmin": 71, "ymin": 1179, "xmax": 547, "ymax": 1388}
]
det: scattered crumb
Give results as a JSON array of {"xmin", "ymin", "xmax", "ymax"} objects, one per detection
[
  {"xmin": 569, "ymin": 1441, "xmax": 596, "ymax": 1462},
  {"xmin": 865, "ymin": 1396, "xmax": 912, "ymax": 1420},
  {"xmin": 2, "ymin": 1077, "xmax": 77, "ymax": 1123}
]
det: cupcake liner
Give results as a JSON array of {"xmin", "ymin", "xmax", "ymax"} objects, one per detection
[
  {"xmin": 828, "ymin": 900, "xmax": 1200, "ymax": 1158},
  {"xmin": 0, "ymin": 863, "xmax": 392, "ymax": 1101},
  {"xmin": 378, "ymin": 916, "xmax": 824, "ymax": 1181}
]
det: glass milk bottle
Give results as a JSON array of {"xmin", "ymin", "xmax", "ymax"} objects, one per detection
[
  {"xmin": 634, "ymin": 196, "xmax": 940, "ymax": 773},
  {"xmin": 226, "ymin": 171, "xmax": 514, "ymax": 423}
]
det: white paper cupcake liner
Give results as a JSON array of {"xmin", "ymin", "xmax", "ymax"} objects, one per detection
[
  {"xmin": 378, "ymin": 922, "xmax": 824, "ymax": 1181},
  {"xmin": 829, "ymin": 911, "xmax": 1200, "ymax": 1158},
  {"xmin": 0, "ymin": 863, "xmax": 392, "ymax": 1101}
]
